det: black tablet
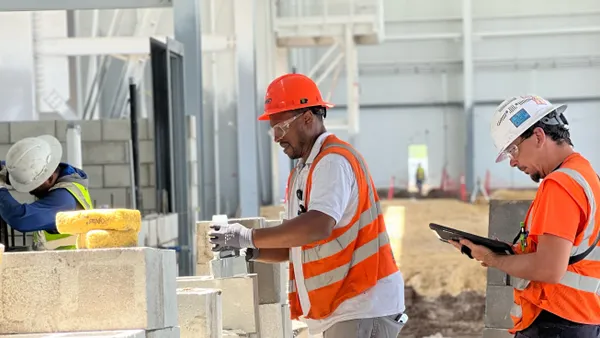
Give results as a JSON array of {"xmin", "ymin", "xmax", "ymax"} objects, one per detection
[{"xmin": 429, "ymin": 222, "xmax": 514, "ymax": 255}]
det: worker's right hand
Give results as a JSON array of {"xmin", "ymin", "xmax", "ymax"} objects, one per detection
[{"xmin": 208, "ymin": 222, "xmax": 255, "ymax": 252}]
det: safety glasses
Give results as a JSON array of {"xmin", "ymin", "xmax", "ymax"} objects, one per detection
[{"xmin": 267, "ymin": 111, "xmax": 307, "ymax": 140}]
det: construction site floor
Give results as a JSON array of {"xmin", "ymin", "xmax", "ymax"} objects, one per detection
[{"xmin": 261, "ymin": 191, "xmax": 536, "ymax": 337}]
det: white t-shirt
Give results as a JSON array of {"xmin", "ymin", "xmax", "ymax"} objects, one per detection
[{"xmin": 285, "ymin": 132, "xmax": 405, "ymax": 335}]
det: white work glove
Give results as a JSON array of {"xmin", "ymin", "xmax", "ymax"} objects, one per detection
[
  {"xmin": 208, "ymin": 222, "xmax": 255, "ymax": 252},
  {"xmin": 0, "ymin": 167, "xmax": 8, "ymax": 189}
]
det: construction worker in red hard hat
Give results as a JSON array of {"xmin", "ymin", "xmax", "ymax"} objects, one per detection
[{"xmin": 208, "ymin": 73, "xmax": 407, "ymax": 338}]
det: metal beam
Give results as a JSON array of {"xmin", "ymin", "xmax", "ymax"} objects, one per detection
[
  {"xmin": 0, "ymin": 0, "xmax": 172, "ymax": 11},
  {"xmin": 38, "ymin": 36, "xmax": 234, "ymax": 56},
  {"xmin": 344, "ymin": 24, "xmax": 360, "ymax": 143},
  {"xmin": 462, "ymin": 0, "xmax": 475, "ymax": 192},
  {"xmin": 234, "ymin": 0, "xmax": 260, "ymax": 217},
  {"xmin": 172, "ymin": 0, "xmax": 206, "ymax": 243}
]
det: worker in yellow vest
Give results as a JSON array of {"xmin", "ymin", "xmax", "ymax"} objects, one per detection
[
  {"xmin": 415, "ymin": 163, "xmax": 426, "ymax": 197},
  {"xmin": 0, "ymin": 135, "xmax": 93, "ymax": 250}
]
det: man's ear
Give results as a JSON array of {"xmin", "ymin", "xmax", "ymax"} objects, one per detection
[{"xmin": 534, "ymin": 127, "xmax": 546, "ymax": 148}]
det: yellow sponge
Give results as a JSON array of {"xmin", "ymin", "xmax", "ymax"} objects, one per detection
[
  {"xmin": 77, "ymin": 230, "xmax": 138, "ymax": 249},
  {"xmin": 56, "ymin": 209, "xmax": 142, "ymax": 234}
]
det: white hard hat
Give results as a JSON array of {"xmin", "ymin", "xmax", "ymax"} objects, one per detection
[
  {"xmin": 5, "ymin": 135, "xmax": 63, "ymax": 193},
  {"xmin": 490, "ymin": 95, "xmax": 567, "ymax": 163}
]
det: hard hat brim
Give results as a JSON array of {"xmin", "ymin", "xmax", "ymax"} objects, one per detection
[
  {"xmin": 258, "ymin": 102, "xmax": 335, "ymax": 121},
  {"xmin": 10, "ymin": 135, "xmax": 63, "ymax": 193}
]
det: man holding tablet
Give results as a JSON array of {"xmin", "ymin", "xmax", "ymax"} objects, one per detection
[{"xmin": 451, "ymin": 95, "xmax": 600, "ymax": 337}]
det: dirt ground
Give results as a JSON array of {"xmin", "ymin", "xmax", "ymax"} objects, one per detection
[{"xmin": 261, "ymin": 190, "xmax": 536, "ymax": 338}]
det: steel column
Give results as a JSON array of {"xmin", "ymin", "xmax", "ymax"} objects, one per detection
[
  {"xmin": 462, "ymin": 0, "xmax": 475, "ymax": 192},
  {"xmin": 172, "ymin": 0, "xmax": 206, "ymax": 228},
  {"xmin": 344, "ymin": 24, "xmax": 360, "ymax": 144},
  {"xmin": 270, "ymin": 47, "xmax": 292, "ymax": 205},
  {"xmin": 234, "ymin": 0, "xmax": 260, "ymax": 217}
]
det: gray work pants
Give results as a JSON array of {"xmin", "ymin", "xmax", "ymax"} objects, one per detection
[{"xmin": 323, "ymin": 314, "xmax": 405, "ymax": 338}]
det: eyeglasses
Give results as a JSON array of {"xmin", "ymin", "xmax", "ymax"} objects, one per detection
[
  {"xmin": 499, "ymin": 138, "xmax": 526, "ymax": 161},
  {"xmin": 268, "ymin": 111, "xmax": 306, "ymax": 141}
]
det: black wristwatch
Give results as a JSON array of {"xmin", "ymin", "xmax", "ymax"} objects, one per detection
[{"xmin": 245, "ymin": 248, "xmax": 258, "ymax": 262}]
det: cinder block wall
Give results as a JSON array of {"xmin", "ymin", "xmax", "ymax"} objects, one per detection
[
  {"xmin": 0, "ymin": 118, "xmax": 196, "ymax": 216},
  {"xmin": 483, "ymin": 199, "xmax": 532, "ymax": 338}
]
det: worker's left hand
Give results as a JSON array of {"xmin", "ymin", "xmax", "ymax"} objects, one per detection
[
  {"xmin": 451, "ymin": 238, "xmax": 497, "ymax": 268},
  {"xmin": 208, "ymin": 222, "xmax": 255, "ymax": 251}
]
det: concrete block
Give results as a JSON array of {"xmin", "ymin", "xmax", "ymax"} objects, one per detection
[
  {"xmin": 83, "ymin": 142, "xmax": 129, "ymax": 165},
  {"xmin": 484, "ymin": 285, "xmax": 514, "ymax": 329},
  {"xmin": 146, "ymin": 327, "xmax": 180, "ymax": 338},
  {"xmin": 211, "ymin": 256, "xmax": 249, "ymax": 278},
  {"xmin": 142, "ymin": 187, "xmax": 157, "ymax": 211},
  {"xmin": 0, "ymin": 248, "xmax": 178, "ymax": 333},
  {"xmin": 196, "ymin": 221, "xmax": 215, "ymax": 266},
  {"xmin": 56, "ymin": 120, "xmax": 103, "ymax": 142},
  {"xmin": 90, "ymin": 188, "xmax": 129, "ymax": 208},
  {"xmin": 196, "ymin": 263, "xmax": 211, "ymax": 276},
  {"xmin": 488, "ymin": 200, "xmax": 531, "ymax": 241},
  {"xmin": 228, "ymin": 217, "xmax": 265, "ymax": 229},
  {"xmin": 177, "ymin": 288, "xmax": 222, "ymax": 338},
  {"xmin": 176, "ymin": 274, "xmax": 260, "ymax": 334},
  {"xmin": 265, "ymin": 220, "xmax": 282, "ymax": 228},
  {"xmin": 0, "ymin": 122, "xmax": 10, "ymax": 143},
  {"xmin": 84, "ymin": 165, "xmax": 104, "ymax": 188},
  {"xmin": 292, "ymin": 320, "xmax": 309, "ymax": 338},
  {"xmin": 0, "ymin": 330, "xmax": 146, "ymax": 337},
  {"xmin": 146, "ymin": 164, "xmax": 156, "ymax": 187},
  {"xmin": 104, "ymin": 164, "xmax": 150, "ymax": 188},
  {"xmin": 137, "ymin": 119, "xmax": 149, "ymax": 140},
  {"xmin": 251, "ymin": 262, "xmax": 287, "ymax": 304},
  {"xmin": 483, "ymin": 328, "xmax": 513, "ymax": 338},
  {"xmin": 259, "ymin": 303, "xmax": 292, "ymax": 338},
  {"xmin": 102, "ymin": 119, "xmax": 132, "ymax": 141},
  {"xmin": 139, "ymin": 140, "xmax": 155, "ymax": 164},
  {"xmin": 10, "ymin": 121, "xmax": 56, "ymax": 142},
  {"xmin": 222, "ymin": 331, "xmax": 241, "ymax": 337}
]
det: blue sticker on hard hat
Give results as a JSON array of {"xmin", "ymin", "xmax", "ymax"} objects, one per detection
[{"xmin": 510, "ymin": 108, "xmax": 531, "ymax": 127}]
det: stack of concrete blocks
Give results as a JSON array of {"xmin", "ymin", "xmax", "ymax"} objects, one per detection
[
  {"xmin": 0, "ymin": 118, "xmax": 200, "ymax": 247},
  {"xmin": 138, "ymin": 213, "xmax": 179, "ymax": 248},
  {"xmin": 176, "ymin": 287, "xmax": 222, "ymax": 338},
  {"xmin": 483, "ymin": 199, "xmax": 532, "ymax": 338},
  {"xmin": 190, "ymin": 216, "xmax": 292, "ymax": 338},
  {"xmin": 177, "ymin": 274, "xmax": 260, "ymax": 337},
  {"xmin": 0, "ymin": 247, "xmax": 180, "ymax": 337}
]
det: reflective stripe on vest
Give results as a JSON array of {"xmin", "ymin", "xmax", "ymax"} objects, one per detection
[
  {"xmin": 287, "ymin": 136, "xmax": 396, "ymax": 319},
  {"xmin": 510, "ymin": 167, "xmax": 600, "ymax": 320},
  {"xmin": 33, "ymin": 181, "xmax": 93, "ymax": 251}
]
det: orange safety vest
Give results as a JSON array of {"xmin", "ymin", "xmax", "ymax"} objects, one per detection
[
  {"xmin": 285, "ymin": 135, "xmax": 399, "ymax": 320},
  {"xmin": 508, "ymin": 154, "xmax": 600, "ymax": 334}
]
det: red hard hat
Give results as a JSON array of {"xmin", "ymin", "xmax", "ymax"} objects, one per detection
[{"xmin": 258, "ymin": 73, "xmax": 334, "ymax": 121}]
